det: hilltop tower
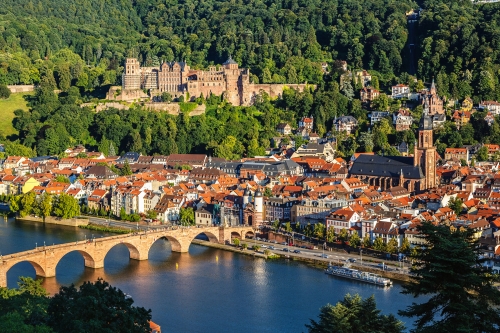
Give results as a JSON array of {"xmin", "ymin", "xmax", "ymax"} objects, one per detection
[{"xmin": 253, "ymin": 188, "xmax": 264, "ymax": 227}]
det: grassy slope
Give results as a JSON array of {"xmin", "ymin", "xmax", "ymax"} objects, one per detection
[{"xmin": 0, "ymin": 92, "xmax": 32, "ymax": 137}]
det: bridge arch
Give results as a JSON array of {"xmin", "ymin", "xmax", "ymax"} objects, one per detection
[
  {"xmin": 230, "ymin": 231, "xmax": 242, "ymax": 240},
  {"xmin": 192, "ymin": 231, "xmax": 219, "ymax": 244},
  {"xmin": 6, "ymin": 260, "xmax": 46, "ymax": 278},
  {"xmin": 103, "ymin": 240, "xmax": 147, "ymax": 262},
  {"xmin": 54, "ymin": 249, "xmax": 97, "ymax": 270},
  {"xmin": 160, "ymin": 235, "xmax": 184, "ymax": 253},
  {"xmin": 243, "ymin": 230, "xmax": 255, "ymax": 239}
]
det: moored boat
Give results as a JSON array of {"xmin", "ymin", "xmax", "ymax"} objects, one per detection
[{"xmin": 325, "ymin": 265, "xmax": 392, "ymax": 286}]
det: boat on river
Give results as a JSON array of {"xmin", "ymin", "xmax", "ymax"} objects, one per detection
[{"xmin": 325, "ymin": 264, "xmax": 392, "ymax": 286}]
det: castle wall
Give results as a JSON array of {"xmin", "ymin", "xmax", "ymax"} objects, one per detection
[{"xmin": 7, "ymin": 85, "xmax": 35, "ymax": 93}]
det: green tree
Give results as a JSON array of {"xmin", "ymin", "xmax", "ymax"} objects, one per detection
[
  {"xmin": 0, "ymin": 84, "xmax": 11, "ymax": 99},
  {"xmin": 326, "ymin": 227, "xmax": 335, "ymax": 242},
  {"xmin": 55, "ymin": 175, "xmax": 70, "ymax": 183},
  {"xmin": 120, "ymin": 160, "xmax": 133, "ymax": 176},
  {"xmin": 253, "ymin": 245, "xmax": 260, "ymax": 252},
  {"xmin": 314, "ymin": 223, "xmax": 326, "ymax": 239},
  {"xmin": 476, "ymin": 146, "xmax": 489, "ymax": 162},
  {"xmin": 338, "ymin": 228, "xmax": 348, "ymax": 241},
  {"xmin": 233, "ymin": 238, "xmax": 240, "ymax": 247},
  {"xmin": 161, "ymin": 92, "xmax": 172, "ymax": 103},
  {"xmin": 37, "ymin": 193, "xmax": 53, "ymax": 222},
  {"xmin": 400, "ymin": 237, "xmax": 411, "ymax": 254},
  {"xmin": 371, "ymin": 94, "xmax": 389, "ymax": 111},
  {"xmin": 47, "ymin": 279, "xmax": 151, "ymax": 333},
  {"xmin": 447, "ymin": 196, "xmax": 464, "ymax": 216},
  {"xmin": 241, "ymin": 243, "xmax": 248, "ymax": 250},
  {"xmin": 399, "ymin": 222, "xmax": 500, "ymax": 333},
  {"xmin": 306, "ymin": 294, "xmax": 404, "ymax": 333},
  {"xmin": 284, "ymin": 222, "xmax": 292, "ymax": 233},
  {"xmin": 146, "ymin": 210, "xmax": 157, "ymax": 219},
  {"xmin": 272, "ymin": 219, "xmax": 280, "ymax": 230},
  {"xmin": 373, "ymin": 237, "xmax": 386, "ymax": 252},
  {"xmin": 349, "ymin": 233, "xmax": 361, "ymax": 248},
  {"xmin": 263, "ymin": 187, "xmax": 273, "ymax": 198},
  {"xmin": 0, "ymin": 277, "xmax": 52, "ymax": 333},
  {"xmin": 362, "ymin": 234, "xmax": 372, "ymax": 248},
  {"xmin": 386, "ymin": 238, "xmax": 398, "ymax": 254},
  {"xmin": 179, "ymin": 207, "xmax": 195, "ymax": 226},
  {"xmin": 52, "ymin": 193, "xmax": 80, "ymax": 219},
  {"xmin": 304, "ymin": 223, "xmax": 313, "ymax": 237},
  {"xmin": 20, "ymin": 192, "xmax": 36, "ymax": 218}
]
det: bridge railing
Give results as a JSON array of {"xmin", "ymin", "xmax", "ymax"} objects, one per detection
[{"xmin": 0, "ymin": 226, "xmax": 251, "ymax": 260}]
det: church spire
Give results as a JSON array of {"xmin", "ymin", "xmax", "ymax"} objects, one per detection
[{"xmin": 430, "ymin": 77, "xmax": 436, "ymax": 94}]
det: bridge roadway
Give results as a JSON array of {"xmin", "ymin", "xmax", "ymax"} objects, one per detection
[{"xmin": 0, "ymin": 225, "xmax": 254, "ymax": 288}]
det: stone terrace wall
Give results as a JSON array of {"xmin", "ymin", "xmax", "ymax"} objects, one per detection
[{"xmin": 7, "ymin": 85, "xmax": 35, "ymax": 93}]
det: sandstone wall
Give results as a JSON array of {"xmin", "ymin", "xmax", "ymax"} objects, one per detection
[
  {"xmin": 17, "ymin": 216, "xmax": 89, "ymax": 227},
  {"xmin": 7, "ymin": 85, "xmax": 35, "ymax": 93}
]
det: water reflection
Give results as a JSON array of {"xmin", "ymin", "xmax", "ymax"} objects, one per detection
[{"xmin": 1, "ymin": 219, "xmax": 421, "ymax": 332}]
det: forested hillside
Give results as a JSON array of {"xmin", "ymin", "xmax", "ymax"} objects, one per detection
[
  {"xmin": 2, "ymin": 0, "xmax": 500, "ymax": 159},
  {"xmin": 0, "ymin": 0, "xmax": 413, "ymax": 88},
  {"xmin": 417, "ymin": 0, "xmax": 500, "ymax": 101}
]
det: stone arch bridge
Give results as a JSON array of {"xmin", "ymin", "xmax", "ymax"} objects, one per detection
[{"xmin": 0, "ymin": 226, "xmax": 254, "ymax": 287}]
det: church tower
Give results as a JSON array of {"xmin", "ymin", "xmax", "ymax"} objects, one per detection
[{"xmin": 415, "ymin": 113, "xmax": 437, "ymax": 190}]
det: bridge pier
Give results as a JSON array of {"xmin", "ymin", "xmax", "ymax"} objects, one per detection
[
  {"xmin": 85, "ymin": 258, "xmax": 104, "ymax": 269},
  {"xmin": 0, "ymin": 272, "xmax": 6, "ymax": 288}
]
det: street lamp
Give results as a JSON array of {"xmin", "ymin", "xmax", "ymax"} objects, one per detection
[
  {"xmin": 360, "ymin": 248, "xmax": 363, "ymax": 265},
  {"xmin": 35, "ymin": 242, "xmax": 37, "ymax": 249}
]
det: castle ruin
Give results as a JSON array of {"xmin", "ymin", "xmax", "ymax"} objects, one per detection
[{"xmin": 117, "ymin": 57, "xmax": 312, "ymax": 106}]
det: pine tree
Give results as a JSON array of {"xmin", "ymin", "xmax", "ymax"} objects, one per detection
[
  {"xmin": 109, "ymin": 141, "xmax": 116, "ymax": 157},
  {"xmin": 307, "ymin": 294, "xmax": 404, "ymax": 333},
  {"xmin": 399, "ymin": 222, "xmax": 500, "ymax": 332}
]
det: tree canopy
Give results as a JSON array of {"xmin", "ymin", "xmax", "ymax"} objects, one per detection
[
  {"xmin": 306, "ymin": 294, "xmax": 404, "ymax": 333},
  {"xmin": 399, "ymin": 222, "xmax": 500, "ymax": 333}
]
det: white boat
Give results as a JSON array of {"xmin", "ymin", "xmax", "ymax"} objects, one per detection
[{"xmin": 325, "ymin": 265, "xmax": 392, "ymax": 286}]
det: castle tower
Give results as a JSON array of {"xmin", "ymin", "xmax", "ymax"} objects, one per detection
[
  {"xmin": 223, "ymin": 56, "xmax": 241, "ymax": 105},
  {"xmin": 415, "ymin": 113, "xmax": 437, "ymax": 190},
  {"xmin": 253, "ymin": 188, "xmax": 264, "ymax": 227},
  {"xmin": 243, "ymin": 188, "xmax": 250, "ymax": 207},
  {"xmin": 122, "ymin": 58, "xmax": 142, "ymax": 90}
]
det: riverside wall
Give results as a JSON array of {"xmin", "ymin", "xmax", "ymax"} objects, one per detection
[
  {"xmin": 193, "ymin": 239, "xmax": 411, "ymax": 282},
  {"xmin": 16, "ymin": 216, "xmax": 89, "ymax": 227}
]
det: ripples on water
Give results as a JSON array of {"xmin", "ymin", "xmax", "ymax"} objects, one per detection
[{"xmin": 2, "ymin": 219, "xmax": 419, "ymax": 332}]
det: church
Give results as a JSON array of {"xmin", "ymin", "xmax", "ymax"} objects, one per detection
[{"xmin": 349, "ymin": 113, "xmax": 438, "ymax": 192}]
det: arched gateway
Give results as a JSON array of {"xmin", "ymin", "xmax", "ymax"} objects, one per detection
[{"xmin": 0, "ymin": 226, "xmax": 253, "ymax": 287}]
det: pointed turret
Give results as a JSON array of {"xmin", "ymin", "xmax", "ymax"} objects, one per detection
[{"xmin": 430, "ymin": 77, "xmax": 436, "ymax": 94}]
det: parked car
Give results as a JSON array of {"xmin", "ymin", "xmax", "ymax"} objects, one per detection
[
  {"xmin": 377, "ymin": 263, "xmax": 387, "ymax": 269},
  {"xmin": 320, "ymin": 254, "xmax": 329, "ymax": 258},
  {"xmin": 348, "ymin": 258, "xmax": 357, "ymax": 263},
  {"xmin": 282, "ymin": 248, "xmax": 289, "ymax": 252},
  {"xmin": 293, "ymin": 250, "xmax": 301, "ymax": 254},
  {"xmin": 281, "ymin": 242, "xmax": 287, "ymax": 245},
  {"xmin": 269, "ymin": 246, "xmax": 275, "ymax": 250},
  {"xmin": 260, "ymin": 245, "xmax": 268, "ymax": 249}
]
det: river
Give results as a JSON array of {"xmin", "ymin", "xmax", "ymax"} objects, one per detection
[{"xmin": 0, "ymin": 218, "xmax": 421, "ymax": 332}]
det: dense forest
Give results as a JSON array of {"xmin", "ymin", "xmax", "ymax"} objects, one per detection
[
  {"xmin": 2, "ymin": 0, "xmax": 500, "ymax": 158},
  {"xmin": 0, "ymin": 0, "xmax": 413, "ymax": 88}
]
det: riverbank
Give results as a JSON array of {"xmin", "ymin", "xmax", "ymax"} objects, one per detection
[
  {"xmin": 16, "ymin": 216, "xmax": 89, "ymax": 227},
  {"xmin": 78, "ymin": 223, "xmax": 132, "ymax": 234},
  {"xmin": 193, "ymin": 239, "xmax": 411, "ymax": 282},
  {"xmin": 191, "ymin": 239, "xmax": 268, "ymax": 259}
]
